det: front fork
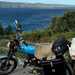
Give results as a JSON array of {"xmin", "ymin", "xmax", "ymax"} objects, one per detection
[{"xmin": 3, "ymin": 49, "xmax": 16, "ymax": 66}]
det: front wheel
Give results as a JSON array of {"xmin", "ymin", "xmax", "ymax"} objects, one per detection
[{"xmin": 0, "ymin": 57, "xmax": 17, "ymax": 75}]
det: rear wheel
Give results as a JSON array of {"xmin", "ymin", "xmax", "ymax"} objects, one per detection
[
  {"xmin": 0, "ymin": 57, "xmax": 17, "ymax": 75},
  {"xmin": 72, "ymin": 60, "xmax": 75, "ymax": 75},
  {"xmin": 65, "ymin": 63, "xmax": 74, "ymax": 75}
]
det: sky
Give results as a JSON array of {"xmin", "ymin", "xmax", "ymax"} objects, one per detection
[{"xmin": 0, "ymin": 0, "xmax": 75, "ymax": 5}]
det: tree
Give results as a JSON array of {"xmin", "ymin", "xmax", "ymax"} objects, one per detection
[
  {"xmin": 6, "ymin": 25, "xmax": 13, "ymax": 34},
  {"xmin": 49, "ymin": 11, "xmax": 75, "ymax": 33},
  {"xmin": 0, "ymin": 23, "xmax": 4, "ymax": 35}
]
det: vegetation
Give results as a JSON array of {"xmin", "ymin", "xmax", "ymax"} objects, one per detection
[
  {"xmin": 5, "ymin": 25, "xmax": 13, "ymax": 34},
  {"xmin": 0, "ymin": 23, "xmax": 4, "ymax": 35},
  {"xmin": 0, "ymin": 24, "xmax": 13, "ymax": 35},
  {"xmin": 50, "ymin": 12, "xmax": 75, "ymax": 33}
]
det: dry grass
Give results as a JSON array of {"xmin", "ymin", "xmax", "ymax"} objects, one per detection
[{"xmin": 35, "ymin": 43, "xmax": 55, "ymax": 59}]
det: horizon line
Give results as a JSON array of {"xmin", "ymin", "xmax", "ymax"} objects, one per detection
[{"xmin": 0, "ymin": 1, "xmax": 75, "ymax": 6}]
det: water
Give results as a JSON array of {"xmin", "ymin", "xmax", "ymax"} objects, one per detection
[{"xmin": 0, "ymin": 8, "xmax": 64, "ymax": 31}]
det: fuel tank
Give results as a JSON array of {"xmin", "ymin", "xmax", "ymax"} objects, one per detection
[{"xmin": 18, "ymin": 43, "xmax": 36, "ymax": 56}]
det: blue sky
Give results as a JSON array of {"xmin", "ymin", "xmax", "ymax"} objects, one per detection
[{"xmin": 0, "ymin": 0, "xmax": 75, "ymax": 5}]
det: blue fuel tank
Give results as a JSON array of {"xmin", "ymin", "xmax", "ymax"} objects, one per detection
[{"xmin": 17, "ymin": 43, "xmax": 36, "ymax": 56}]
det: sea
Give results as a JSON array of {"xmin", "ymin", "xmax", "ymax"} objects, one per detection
[{"xmin": 0, "ymin": 8, "xmax": 64, "ymax": 31}]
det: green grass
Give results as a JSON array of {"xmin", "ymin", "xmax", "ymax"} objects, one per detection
[
  {"xmin": 49, "ymin": 32, "xmax": 75, "ymax": 42},
  {"xmin": 0, "ymin": 47, "xmax": 8, "ymax": 55}
]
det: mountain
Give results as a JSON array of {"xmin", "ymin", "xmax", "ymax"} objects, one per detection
[{"xmin": 0, "ymin": 1, "xmax": 75, "ymax": 9}]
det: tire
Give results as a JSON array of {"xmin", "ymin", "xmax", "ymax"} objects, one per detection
[
  {"xmin": 65, "ymin": 63, "xmax": 73, "ymax": 75},
  {"xmin": 72, "ymin": 60, "xmax": 75, "ymax": 75},
  {"xmin": 0, "ymin": 57, "xmax": 17, "ymax": 75}
]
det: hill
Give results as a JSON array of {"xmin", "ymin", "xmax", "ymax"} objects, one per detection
[{"xmin": 0, "ymin": 1, "xmax": 75, "ymax": 9}]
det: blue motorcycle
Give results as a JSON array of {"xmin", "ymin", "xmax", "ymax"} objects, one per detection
[{"xmin": 0, "ymin": 39, "xmax": 74, "ymax": 75}]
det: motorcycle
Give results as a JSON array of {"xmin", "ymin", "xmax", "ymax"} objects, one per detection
[{"xmin": 0, "ymin": 38, "xmax": 74, "ymax": 75}]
